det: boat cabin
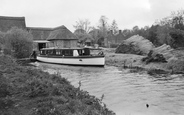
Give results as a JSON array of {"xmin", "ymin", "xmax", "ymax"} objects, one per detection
[{"xmin": 40, "ymin": 48, "xmax": 91, "ymax": 57}]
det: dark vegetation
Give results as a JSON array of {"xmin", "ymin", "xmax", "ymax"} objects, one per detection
[
  {"xmin": 74, "ymin": 10, "xmax": 184, "ymax": 49},
  {"xmin": 0, "ymin": 27, "xmax": 33, "ymax": 59},
  {"xmin": 121, "ymin": 10, "xmax": 184, "ymax": 48},
  {"xmin": 0, "ymin": 54, "xmax": 115, "ymax": 115}
]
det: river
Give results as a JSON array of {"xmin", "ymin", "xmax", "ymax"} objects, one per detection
[{"xmin": 35, "ymin": 62, "xmax": 184, "ymax": 115}]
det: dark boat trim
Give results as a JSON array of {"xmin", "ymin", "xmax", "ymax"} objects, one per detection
[{"xmin": 37, "ymin": 60, "xmax": 105, "ymax": 67}]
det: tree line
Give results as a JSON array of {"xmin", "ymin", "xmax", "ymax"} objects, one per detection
[
  {"xmin": 73, "ymin": 9, "xmax": 184, "ymax": 48},
  {"xmin": 73, "ymin": 16, "xmax": 119, "ymax": 46}
]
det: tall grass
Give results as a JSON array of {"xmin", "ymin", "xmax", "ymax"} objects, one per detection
[{"xmin": 0, "ymin": 55, "xmax": 115, "ymax": 115}]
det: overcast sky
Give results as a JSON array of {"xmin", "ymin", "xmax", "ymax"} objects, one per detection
[{"xmin": 1, "ymin": 0, "xmax": 184, "ymax": 32}]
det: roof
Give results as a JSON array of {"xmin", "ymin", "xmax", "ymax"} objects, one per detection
[
  {"xmin": 27, "ymin": 27, "xmax": 52, "ymax": 31},
  {"xmin": 0, "ymin": 16, "xmax": 26, "ymax": 32},
  {"xmin": 41, "ymin": 47, "xmax": 101, "ymax": 50},
  {"xmin": 41, "ymin": 47, "xmax": 83, "ymax": 50},
  {"xmin": 33, "ymin": 40, "xmax": 50, "ymax": 43},
  {"xmin": 47, "ymin": 25, "xmax": 78, "ymax": 40},
  {"xmin": 27, "ymin": 27, "xmax": 52, "ymax": 40},
  {"xmin": 0, "ymin": 16, "xmax": 25, "ymax": 20}
]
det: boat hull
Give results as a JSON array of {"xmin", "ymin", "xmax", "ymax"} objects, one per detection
[{"xmin": 36, "ymin": 55, "xmax": 105, "ymax": 67}]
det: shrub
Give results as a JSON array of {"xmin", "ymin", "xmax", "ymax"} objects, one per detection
[{"xmin": 4, "ymin": 27, "xmax": 33, "ymax": 58}]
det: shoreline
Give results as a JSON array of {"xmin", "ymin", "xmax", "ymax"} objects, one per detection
[{"xmin": 104, "ymin": 51, "xmax": 184, "ymax": 75}]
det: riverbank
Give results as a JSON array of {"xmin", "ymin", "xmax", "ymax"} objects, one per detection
[
  {"xmin": 104, "ymin": 48, "xmax": 184, "ymax": 74},
  {"xmin": 0, "ymin": 54, "xmax": 115, "ymax": 115}
]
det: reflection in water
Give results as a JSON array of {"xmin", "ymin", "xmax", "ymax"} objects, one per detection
[{"xmin": 35, "ymin": 62, "xmax": 184, "ymax": 115}]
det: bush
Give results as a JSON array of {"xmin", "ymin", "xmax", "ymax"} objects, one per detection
[{"xmin": 4, "ymin": 27, "xmax": 33, "ymax": 58}]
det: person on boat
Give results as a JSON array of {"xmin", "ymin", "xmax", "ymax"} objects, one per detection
[
  {"xmin": 98, "ymin": 51, "xmax": 104, "ymax": 55},
  {"xmin": 30, "ymin": 50, "xmax": 37, "ymax": 59}
]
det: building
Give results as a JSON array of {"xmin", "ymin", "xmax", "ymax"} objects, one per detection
[
  {"xmin": 0, "ymin": 16, "xmax": 78, "ymax": 51},
  {"xmin": 47, "ymin": 25, "xmax": 78, "ymax": 48},
  {"xmin": 27, "ymin": 27, "xmax": 52, "ymax": 50},
  {"xmin": 115, "ymin": 30, "xmax": 126, "ymax": 43},
  {"xmin": 0, "ymin": 16, "xmax": 26, "ymax": 32}
]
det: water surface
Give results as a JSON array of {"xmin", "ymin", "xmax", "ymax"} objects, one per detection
[{"xmin": 35, "ymin": 62, "xmax": 184, "ymax": 115}]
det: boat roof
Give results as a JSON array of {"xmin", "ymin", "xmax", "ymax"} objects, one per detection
[
  {"xmin": 41, "ymin": 47, "xmax": 82, "ymax": 50},
  {"xmin": 41, "ymin": 47, "xmax": 103, "ymax": 50},
  {"xmin": 33, "ymin": 40, "xmax": 50, "ymax": 43}
]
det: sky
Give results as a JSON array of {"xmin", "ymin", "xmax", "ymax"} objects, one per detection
[{"xmin": 0, "ymin": 0, "xmax": 184, "ymax": 32}]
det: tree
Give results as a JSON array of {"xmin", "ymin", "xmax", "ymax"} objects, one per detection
[
  {"xmin": 170, "ymin": 29, "xmax": 184, "ymax": 48},
  {"xmin": 5, "ymin": 27, "xmax": 33, "ymax": 58},
  {"xmin": 132, "ymin": 26, "xmax": 139, "ymax": 32},
  {"xmin": 74, "ymin": 29, "xmax": 93, "ymax": 45},
  {"xmin": 153, "ymin": 10, "xmax": 184, "ymax": 47},
  {"xmin": 122, "ymin": 29, "xmax": 132, "ymax": 39},
  {"xmin": 98, "ymin": 15, "xmax": 109, "ymax": 36},
  {"xmin": 171, "ymin": 10, "xmax": 184, "ymax": 30},
  {"xmin": 147, "ymin": 25, "xmax": 159, "ymax": 46},
  {"xmin": 110, "ymin": 20, "xmax": 118, "ymax": 34},
  {"xmin": 156, "ymin": 25, "xmax": 172, "ymax": 45},
  {"xmin": 73, "ymin": 19, "xmax": 92, "ymax": 33},
  {"xmin": 97, "ymin": 16, "xmax": 110, "ymax": 46},
  {"xmin": 155, "ymin": 9, "xmax": 184, "ymax": 30},
  {"xmin": 89, "ymin": 29, "xmax": 102, "ymax": 44}
]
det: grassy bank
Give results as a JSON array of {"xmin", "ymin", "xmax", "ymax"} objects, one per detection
[
  {"xmin": 0, "ymin": 54, "xmax": 115, "ymax": 115},
  {"xmin": 104, "ymin": 48, "xmax": 184, "ymax": 74}
]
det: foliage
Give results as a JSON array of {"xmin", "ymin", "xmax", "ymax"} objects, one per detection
[
  {"xmin": 97, "ymin": 15, "xmax": 110, "ymax": 43},
  {"xmin": 73, "ymin": 19, "xmax": 92, "ymax": 33},
  {"xmin": 110, "ymin": 20, "xmax": 119, "ymax": 34},
  {"xmin": 0, "ymin": 55, "xmax": 115, "ymax": 115},
  {"xmin": 156, "ymin": 25, "xmax": 173, "ymax": 46},
  {"xmin": 1, "ymin": 27, "xmax": 33, "ymax": 58},
  {"xmin": 73, "ymin": 9, "xmax": 184, "ymax": 48},
  {"xmin": 89, "ymin": 29, "xmax": 102, "ymax": 44},
  {"xmin": 120, "ymin": 10, "xmax": 184, "ymax": 48},
  {"xmin": 74, "ymin": 29, "xmax": 93, "ymax": 45},
  {"xmin": 169, "ymin": 29, "xmax": 184, "ymax": 48}
]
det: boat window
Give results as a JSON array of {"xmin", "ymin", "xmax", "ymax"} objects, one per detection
[
  {"xmin": 41, "ymin": 50, "xmax": 47, "ymax": 55},
  {"xmin": 47, "ymin": 50, "xmax": 54, "ymax": 55},
  {"xmin": 84, "ymin": 48, "xmax": 90, "ymax": 55},
  {"xmin": 62, "ymin": 50, "xmax": 73, "ymax": 56},
  {"xmin": 56, "ymin": 49, "xmax": 61, "ymax": 55},
  {"xmin": 53, "ymin": 49, "xmax": 56, "ymax": 55}
]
